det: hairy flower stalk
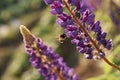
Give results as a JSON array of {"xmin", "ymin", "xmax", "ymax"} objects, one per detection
[
  {"xmin": 43, "ymin": 0, "xmax": 120, "ymax": 71},
  {"xmin": 20, "ymin": 25, "xmax": 78, "ymax": 80}
]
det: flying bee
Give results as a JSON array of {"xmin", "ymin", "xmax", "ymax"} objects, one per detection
[{"xmin": 56, "ymin": 33, "xmax": 66, "ymax": 43}]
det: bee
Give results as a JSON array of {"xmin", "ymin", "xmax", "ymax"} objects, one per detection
[{"xmin": 56, "ymin": 33, "xmax": 66, "ymax": 43}]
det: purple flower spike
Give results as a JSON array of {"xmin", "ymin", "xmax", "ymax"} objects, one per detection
[
  {"xmin": 44, "ymin": 0, "xmax": 112, "ymax": 59},
  {"xmin": 20, "ymin": 25, "xmax": 78, "ymax": 80}
]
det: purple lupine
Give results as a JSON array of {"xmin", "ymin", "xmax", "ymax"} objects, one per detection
[
  {"xmin": 43, "ymin": 0, "xmax": 112, "ymax": 60},
  {"xmin": 20, "ymin": 25, "xmax": 78, "ymax": 80}
]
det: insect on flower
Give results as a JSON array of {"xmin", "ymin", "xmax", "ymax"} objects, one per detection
[{"xmin": 56, "ymin": 33, "xmax": 66, "ymax": 43}]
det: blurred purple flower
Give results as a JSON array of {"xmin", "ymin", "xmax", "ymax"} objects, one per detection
[
  {"xmin": 82, "ymin": 0, "xmax": 102, "ymax": 11},
  {"xmin": 109, "ymin": 1, "xmax": 120, "ymax": 27},
  {"xmin": 20, "ymin": 25, "xmax": 78, "ymax": 80}
]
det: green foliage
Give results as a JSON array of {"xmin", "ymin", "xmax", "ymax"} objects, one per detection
[
  {"xmin": 113, "ymin": 35, "xmax": 120, "ymax": 46},
  {"xmin": 0, "ymin": 0, "xmax": 43, "ymax": 23}
]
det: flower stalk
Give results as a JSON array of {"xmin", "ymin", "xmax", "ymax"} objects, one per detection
[{"xmin": 62, "ymin": 0, "xmax": 120, "ymax": 71}]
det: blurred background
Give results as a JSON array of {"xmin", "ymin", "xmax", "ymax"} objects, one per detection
[{"xmin": 0, "ymin": 0, "xmax": 120, "ymax": 80}]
